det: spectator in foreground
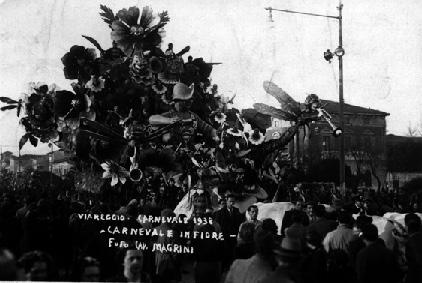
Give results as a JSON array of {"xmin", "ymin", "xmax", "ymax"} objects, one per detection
[
  {"xmin": 225, "ymin": 228, "xmax": 276, "ymax": 283},
  {"xmin": 285, "ymin": 210, "xmax": 308, "ymax": 248},
  {"xmin": 214, "ymin": 194, "xmax": 245, "ymax": 270},
  {"xmin": 307, "ymin": 204, "xmax": 337, "ymax": 246},
  {"xmin": 112, "ymin": 249, "xmax": 151, "ymax": 283},
  {"xmin": 301, "ymin": 231, "xmax": 328, "ymax": 283},
  {"xmin": 323, "ymin": 211, "xmax": 354, "ymax": 253},
  {"xmin": 356, "ymin": 224, "xmax": 402, "ymax": 283},
  {"xmin": 404, "ymin": 213, "xmax": 422, "ymax": 283},
  {"xmin": 0, "ymin": 248, "xmax": 18, "ymax": 280},
  {"xmin": 73, "ymin": 256, "xmax": 101, "ymax": 282},
  {"xmin": 235, "ymin": 222, "xmax": 256, "ymax": 259},
  {"xmin": 193, "ymin": 223, "xmax": 222, "ymax": 283},
  {"xmin": 17, "ymin": 250, "xmax": 55, "ymax": 281},
  {"xmin": 154, "ymin": 209, "xmax": 180, "ymax": 283},
  {"xmin": 259, "ymin": 237, "xmax": 303, "ymax": 283},
  {"xmin": 281, "ymin": 200, "xmax": 309, "ymax": 236}
]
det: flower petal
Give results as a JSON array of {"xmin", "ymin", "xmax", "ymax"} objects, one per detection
[
  {"xmin": 112, "ymin": 21, "xmax": 129, "ymax": 32},
  {"xmin": 111, "ymin": 175, "xmax": 119, "ymax": 186},
  {"xmin": 102, "ymin": 171, "xmax": 111, "ymax": 179},
  {"xmin": 100, "ymin": 163, "xmax": 109, "ymax": 170}
]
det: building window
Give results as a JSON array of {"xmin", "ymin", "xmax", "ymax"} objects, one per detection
[
  {"xmin": 364, "ymin": 136, "xmax": 372, "ymax": 149},
  {"xmin": 344, "ymin": 116, "xmax": 351, "ymax": 124},
  {"xmin": 355, "ymin": 135, "xmax": 362, "ymax": 149},
  {"xmin": 363, "ymin": 117, "xmax": 370, "ymax": 125}
]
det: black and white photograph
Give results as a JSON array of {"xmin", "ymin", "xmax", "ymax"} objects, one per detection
[{"xmin": 0, "ymin": 0, "xmax": 422, "ymax": 282}]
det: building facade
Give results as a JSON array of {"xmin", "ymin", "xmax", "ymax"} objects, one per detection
[
  {"xmin": 8, "ymin": 150, "xmax": 72, "ymax": 177},
  {"xmin": 264, "ymin": 99, "xmax": 390, "ymax": 189},
  {"xmin": 307, "ymin": 100, "xmax": 389, "ymax": 188}
]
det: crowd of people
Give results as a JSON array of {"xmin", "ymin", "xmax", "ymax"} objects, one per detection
[{"xmin": 0, "ymin": 183, "xmax": 421, "ymax": 283}]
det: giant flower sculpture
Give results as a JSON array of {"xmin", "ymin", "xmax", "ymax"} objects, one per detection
[
  {"xmin": 102, "ymin": 6, "xmax": 170, "ymax": 55},
  {"xmin": 0, "ymin": 4, "xmax": 342, "ymax": 208}
]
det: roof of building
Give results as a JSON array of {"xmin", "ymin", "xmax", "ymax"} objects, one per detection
[
  {"xmin": 321, "ymin": 99, "xmax": 389, "ymax": 116},
  {"xmin": 10, "ymin": 154, "xmax": 46, "ymax": 161},
  {"xmin": 386, "ymin": 134, "xmax": 422, "ymax": 144},
  {"xmin": 10, "ymin": 150, "xmax": 68, "ymax": 162}
]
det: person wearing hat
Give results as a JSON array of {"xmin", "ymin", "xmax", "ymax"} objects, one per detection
[
  {"xmin": 259, "ymin": 237, "xmax": 303, "ymax": 283},
  {"xmin": 149, "ymin": 82, "xmax": 218, "ymax": 142}
]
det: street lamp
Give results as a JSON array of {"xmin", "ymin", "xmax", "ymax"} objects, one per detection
[{"xmin": 265, "ymin": 0, "xmax": 346, "ymax": 192}]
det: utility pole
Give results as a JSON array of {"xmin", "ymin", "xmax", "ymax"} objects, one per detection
[
  {"xmin": 265, "ymin": 0, "xmax": 346, "ymax": 192},
  {"xmin": 337, "ymin": 2, "xmax": 346, "ymax": 193}
]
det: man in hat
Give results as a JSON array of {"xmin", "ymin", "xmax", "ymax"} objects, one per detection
[
  {"xmin": 149, "ymin": 82, "xmax": 218, "ymax": 142},
  {"xmin": 259, "ymin": 237, "xmax": 303, "ymax": 283}
]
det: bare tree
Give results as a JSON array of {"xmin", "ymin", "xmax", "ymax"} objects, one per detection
[
  {"xmin": 406, "ymin": 122, "xmax": 422, "ymax": 137},
  {"xmin": 350, "ymin": 144, "xmax": 383, "ymax": 192}
]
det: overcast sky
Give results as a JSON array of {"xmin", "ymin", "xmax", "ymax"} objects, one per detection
[{"xmin": 1, "ymin": 0, "xmax": 421, "ymax": 154}]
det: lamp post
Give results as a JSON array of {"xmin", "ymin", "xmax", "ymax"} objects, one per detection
[{"xmin": 265, "ymin": 0, "xmax": 346, "ymax": 192}]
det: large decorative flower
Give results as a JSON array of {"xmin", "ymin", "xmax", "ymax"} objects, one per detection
[
  {"xmin": 152, "ymin": 81, "xmax": 167, "ymax": 94},
  {"xmin": 161, "ymin": 90, "xmax": 173, "ymax": 105},
  {"xmin": 248, "ymin": 129, "xmax": 265, "ymax": 145},
  {"xmin": 110, "ymin": 6, "xmax": 170, "ymax": 55},
  {"xmin": 85, "ymin": 76, "xmax": 105, "ymax": 92},
  {"xmin": 101, "ymin": 161, "xmax": 130, "ymax": 186},
  {"xmin": 61, "ymin": 45, "xmax": 98, "ymax": 82},
  {"xmin": 25, "ymin": 83, "xmax": 56, "ymax": 133},
  {"xmin": 214, "ymin": 112, "xmax": 226, "ymax": 124}
]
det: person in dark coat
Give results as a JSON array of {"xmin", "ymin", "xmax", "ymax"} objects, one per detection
[
  {"xmin": 355, "ymin": 224, "xmax": 402, "ymax": 283},
  {"xmin": 404, "ymin": 213, "xmax": 422, "ymax": 283},
  {"xmin": 213, "ymin": 194, "xmax": 245, "ymax": 270},
  {"xmin": 193, "ymin": 223, "xmax": 223, "ymax": 283},
  {"xmin": 307, "ymin": 204, "xmax": 337, "ymax": 246},
  {"xmin": 259, "ymin": 236, "xmax": 303, "ymax": 283},
  {"xmin": 281, "ymin": 201, "xmax": 309, "ymax": 236},
  {"xmin": 348, "ymin": 214, "xmax": 373, "ymax": 271},
  {"xmin": 234, "ymin": 222, "xmax": 255, "ymax": 259},
  {"xmin": 301, "ymin": 231, "xmax": 328, "ymax": 283},
  {"xmin": 285, "ymin": 210, "xmax": 308, "ymax": 248}
]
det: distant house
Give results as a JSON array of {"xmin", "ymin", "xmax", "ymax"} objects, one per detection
[
  {"xmin": 51, "ymin": 151, "xmax": 72, "ymax": 177},
  {"xmin": 0, "ymin": 151, "xmax": 14, "ymax": 170},
  {"xmin": 8, "ymin": 150, "xmax": 72, "ymax": 177},
  {"xmin": 285, "ymin": 99, "xmax": 390, "ymax": 189},
  {"xmin": 385, "ymin": 134, "xmax": 422, "ymax": 189},
  {"xmin": 9, "ymin": 154, "xmax": 49, "ymax": 173}
]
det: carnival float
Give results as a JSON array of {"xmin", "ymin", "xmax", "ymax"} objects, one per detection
[{"xmin": 0, "ymin": 5, "xmax": 341, "ymax": 217}]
